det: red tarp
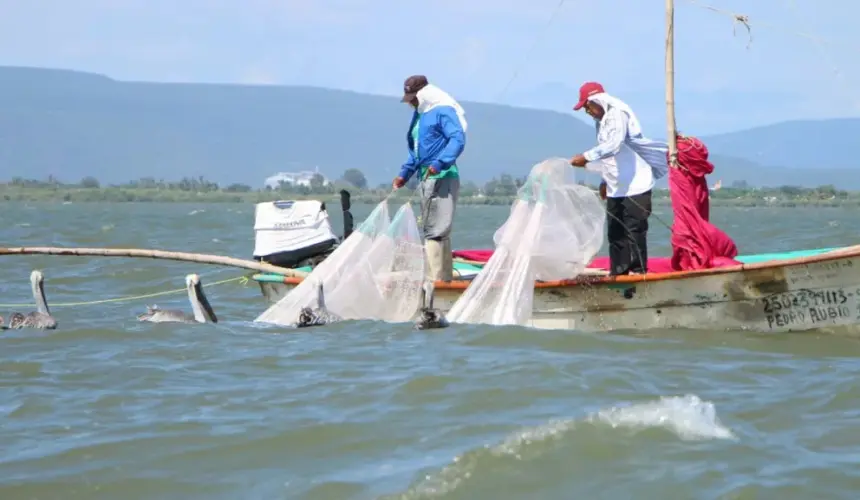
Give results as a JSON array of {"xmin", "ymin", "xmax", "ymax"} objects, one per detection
[
  {"xmin": 450, "ymin": 252, "xmax": 683, "ymax": 274},
  {"xmin": 668, "ymin": 135, "xmax": 740, "ymax": 271},
  {"xmin": 452, "ymin": 135, "xmax": 740, "ymax": 274},
  {"xmin": 452, "ymin": 249, "xmax": 493, "ymax": 262}
]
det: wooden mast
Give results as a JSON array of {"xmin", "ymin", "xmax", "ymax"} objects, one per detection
[{"xmin": 665, "ymin": 0, "xmax": 678, "ymax": 166}]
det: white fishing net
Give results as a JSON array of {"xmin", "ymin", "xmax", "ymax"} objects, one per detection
[
  {"xmin": 255, "ymin": 200, "xmax": 425, "ymax": 326},
  {"xmin": 446, "ymin": 157, "xmax": 606, "ymax": 326}
]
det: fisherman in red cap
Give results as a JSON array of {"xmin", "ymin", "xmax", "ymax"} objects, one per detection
[{"xmin": 569, "ymin": 82, "xmax": 669, "ymax": 276}]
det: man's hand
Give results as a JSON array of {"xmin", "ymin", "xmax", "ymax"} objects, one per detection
[
  {"xmin": 599, "ymin": 181, "xmax": 607, "ymax": 200},
  {"xmin": 426, "ymin": 166, "xmax": 439, "ymax": 176},
  {"xmin": 570, "ymin": 154, "xmax": 587, "ymax": 167},
  {"xmin": 392, "ymin": 176, "xmax": 406, "ymax": 189}
]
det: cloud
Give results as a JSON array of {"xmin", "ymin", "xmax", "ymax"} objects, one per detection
[{"xmin": 0, "ymin": 0, "xmax": 859, "ymax": 131}]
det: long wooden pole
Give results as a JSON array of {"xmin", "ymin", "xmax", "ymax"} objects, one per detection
[
  {"xmin": 665, "ymin": 0, "xmax": 678, "ymax": 166},
  {"xmin": 0, "ymin": 247, "xmax": 308, "ymax": 277}
]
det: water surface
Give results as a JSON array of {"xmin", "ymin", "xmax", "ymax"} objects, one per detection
[{"xmin": 2, "ymin": 203, "xmax": 860, "ymax": 499}]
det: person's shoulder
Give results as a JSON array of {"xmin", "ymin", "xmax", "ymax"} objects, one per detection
[
  {"xmin": 428, "ymin": 105, "xmax": 463, "ymax": 126},
  {"xmin": 605, "ymin": 106, "xmax": 627, "ymax": 120},
  {"xmin": 602, "ymin": 107, "xmax": 630, "ymax": 131},
  {"xmin": 428, "ymin": 104, "xmax": 459, "ymax": 116}
]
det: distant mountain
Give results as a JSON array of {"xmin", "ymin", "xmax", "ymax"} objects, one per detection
[
  {"xmin": 702, "ymin": 119, "xmax": 860, "ymax": 172},
  {"xmin": 0, "ymin": 66, "xmax": 857, "ymax": 188}
]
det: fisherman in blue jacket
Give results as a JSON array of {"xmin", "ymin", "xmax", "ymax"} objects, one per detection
[{"xmin": 392, "ymin": 75, "xmax": 467, "ymax": 282}]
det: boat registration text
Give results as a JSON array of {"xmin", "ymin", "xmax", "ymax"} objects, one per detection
[{"xmin": 762, "ymin": 287, "xmax": 859, "ymax": 329}]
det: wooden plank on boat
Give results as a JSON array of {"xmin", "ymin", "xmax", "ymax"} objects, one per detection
[{"xmin": 253, "ymin": 246, "xmax": 860, "ymax": 333}]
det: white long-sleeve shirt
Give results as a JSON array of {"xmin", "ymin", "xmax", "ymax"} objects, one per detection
[{"xmin": 582, "ymin": 106, "xmax": 667, "ymax": 198}]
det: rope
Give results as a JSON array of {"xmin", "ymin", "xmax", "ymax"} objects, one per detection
[
  {"xmin": 683, "ymin": 0, "xmax": 785, "ymax": 46},
  {"xmin": 778, "ymin": 0, "xmax": 860, "ymax": 112},
  {"xmin": 684, "ymin": 0, "xmax": 860, "ymax": 115},
  {"xmin": 495, "ymin": 0, "xmax": 570, "ymax": 101},
  {"xmin": 0, "ymin": 275, "xmax": 249, "ymax": 308},
  {"xmin": 689, "ymin": 0, "xmax": 860, "ymax": 47},
  {"xmin": 685, "ymin": 0, "xmax": 753, "ymax": 48}
]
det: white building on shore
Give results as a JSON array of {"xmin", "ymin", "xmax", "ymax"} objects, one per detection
[{"xmin": 264, "ymin": 166, "xmax": 331, "ymax": 189}]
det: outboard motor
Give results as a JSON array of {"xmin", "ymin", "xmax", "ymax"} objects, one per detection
[
  {"xmin": 340, "ymin": 189, "xmax": 354, "ymax": 240},
  {"xmin": 252, "ymin": 191, "xmax": 355, "ymax": 270}
]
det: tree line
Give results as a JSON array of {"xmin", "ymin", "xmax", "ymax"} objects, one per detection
[
  {"xmin": 2, "ymin": 171, "xmax": 856, "ymax": 203},
  {"xmin": 4, "ymin": 169, "xmax": 536, "ymax": 198}
]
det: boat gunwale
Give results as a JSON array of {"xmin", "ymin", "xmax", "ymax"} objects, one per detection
[{"xmin": 256, "ymin": 244, "xmax": 860, "ymax": 290}]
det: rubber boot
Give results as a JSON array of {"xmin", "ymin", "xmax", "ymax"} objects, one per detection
[
  {"xmin": 425, "ymin": 239, "xmax": 445, "ymax": 282},
  {"xmin": 440, "ymin": 238, "xmax": 453, "ymax": 282}
]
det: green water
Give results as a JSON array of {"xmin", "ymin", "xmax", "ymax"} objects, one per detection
[{"xmin": 2, "ymin": 202, "xmax": 860, "ymax": 499}]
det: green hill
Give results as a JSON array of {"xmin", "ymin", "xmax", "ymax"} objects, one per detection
[
  {"xmin": 0, "ymin": 66, "xmax": 856, "ymax": 189},
  {"xmin": 702, "ymin": 118, "xmax": 860, "ymax": 171}
]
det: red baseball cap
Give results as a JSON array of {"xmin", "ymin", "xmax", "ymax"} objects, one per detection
[{"xmin": 573, "ymin": 81, "xmax": 605, "ymax": 110}]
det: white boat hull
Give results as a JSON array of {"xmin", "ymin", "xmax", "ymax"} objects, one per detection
[{"xmin": 256, "ymin": 251, "xmax": 860, "ymax": 333}]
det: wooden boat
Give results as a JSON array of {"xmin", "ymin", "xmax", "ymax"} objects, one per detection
[
  {"xmin": 252, "ymin": 245, "xmax": 860, "ymax": 332},
  {"xmin": 253, "ymin": 0, "xmax": 858, "ymax": 333}
]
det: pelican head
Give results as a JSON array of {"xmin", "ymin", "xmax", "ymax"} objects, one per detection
[
  {"xmin": 297, "ymin": 307, "xmax": 316, "ymax": 327},
  {"xmin": 414, "ymin": 281, "xmax": 449, "ymax": 330},
  {"xmin": 295, "ymin": 280, "xmax": 341, "ymax": 328},
  {"xmin": 7, "ymin": 312, "xmax": 27, "ymax": 330},
  {"xmin": 186, "ymin": 274, "xmax": 217, "ymax": 323}
]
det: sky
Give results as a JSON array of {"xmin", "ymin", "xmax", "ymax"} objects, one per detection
[{"xmin": 1, "ymin": 0, "xmax": 858, "ymax": 134}]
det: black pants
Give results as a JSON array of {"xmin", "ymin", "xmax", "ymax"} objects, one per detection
[{"xmin": 606, "ymin": 190, "xmax": 652, "ymax": 275}]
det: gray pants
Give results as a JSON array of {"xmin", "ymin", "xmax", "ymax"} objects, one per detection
[
  {"xmin": 419, "ymin": 176, "xmax": 459, "ymax": 240},
  {"xmin": 419, "ymin": 176, "xmax": 459, "ymax": 281}
]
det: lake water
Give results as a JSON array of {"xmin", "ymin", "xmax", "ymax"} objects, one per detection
[{"xmin": 2, "ymin": 202, "xmax": 860, "ymax": 500}]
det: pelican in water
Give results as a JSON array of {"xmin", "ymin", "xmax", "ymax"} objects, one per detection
[
  {"xmin": 415, "ymin": 281, "xmax": 448, "ymax": 330},
  {"xmin": 296, "ymin": 281, "xmax": 341, "ymax": 328},
  {"xmin": 0, "ymin": 313, "xmax": 25, "ymax": 330},
  {"xmin": 414, "ymin": 282, "xmax": 449, "ymax": 330},
  {"xmin": 137, "ymin": 274, "xmax": 218, "ymax": 324},
  {"xmin": 7, "ymin": 270, "xmax": 58, "ymax": 330}
]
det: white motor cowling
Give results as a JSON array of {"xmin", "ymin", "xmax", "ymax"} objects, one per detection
[{"xmin": 253, "ymin": 200, "xmax": 338, "ymax": 268}]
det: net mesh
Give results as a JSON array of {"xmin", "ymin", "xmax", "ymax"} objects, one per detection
[
  {"xmin": 446, "ymin": 157, "xmax": 606, "ymax": 326},
  {"xmin": 255, "ymin": 200, "xmax": 425, "ymax": 326}
]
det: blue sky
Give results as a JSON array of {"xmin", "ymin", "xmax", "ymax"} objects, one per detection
[{"xmin": 1, "ymin": 0, "xmax": 858, "ymax": 134}]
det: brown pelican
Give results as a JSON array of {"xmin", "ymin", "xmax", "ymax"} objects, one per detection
[
  {"xmin": 414, "ymin": 282, "xmax": 449, "ymax": 330},
  {"xmin": 3, "ymin": 313, "xmax": 25, "ymax": 330},
  {"xmin": 296, "ymin": 281, "xmax": 342, "ymax": 328},
  {"xmin": 137, "ymin": 274, "xmax": 218, "ymax": 324},
  {"xmin": 8, "ymin": 270, "xmax": 58, "ymax": 330}
]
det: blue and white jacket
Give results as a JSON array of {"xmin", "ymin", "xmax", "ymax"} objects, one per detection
[{"xmin": 398, "ymin": 85, "xmax": 468, "ymax": 181}]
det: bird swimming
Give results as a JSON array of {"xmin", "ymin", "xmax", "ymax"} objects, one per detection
[
  {"xmin": 3, "ymin": 313, "xmax": 26, "ymax": 330},
  {"xmin": 137, "ymin": 274, "xmax": 218, "ymax": 323},
  {"xmin": 413, "ymin": 281, "xmax": 449, "ymax": 330},
  {"xmin": 296, "ymin": 281, "xmax": 341, "ymax": 328},
  {"xmin": 7, "ymin": 270, "xmax": 58, "ymax": 330},
  {"xmin": 0, "ymin": 314, "xmax": 22, "ymax": 330}
]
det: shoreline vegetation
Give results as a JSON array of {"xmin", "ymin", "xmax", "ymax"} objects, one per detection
[{"xmin": 1, "ymin": 174, "xmax": 857, "ymax": 208}]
